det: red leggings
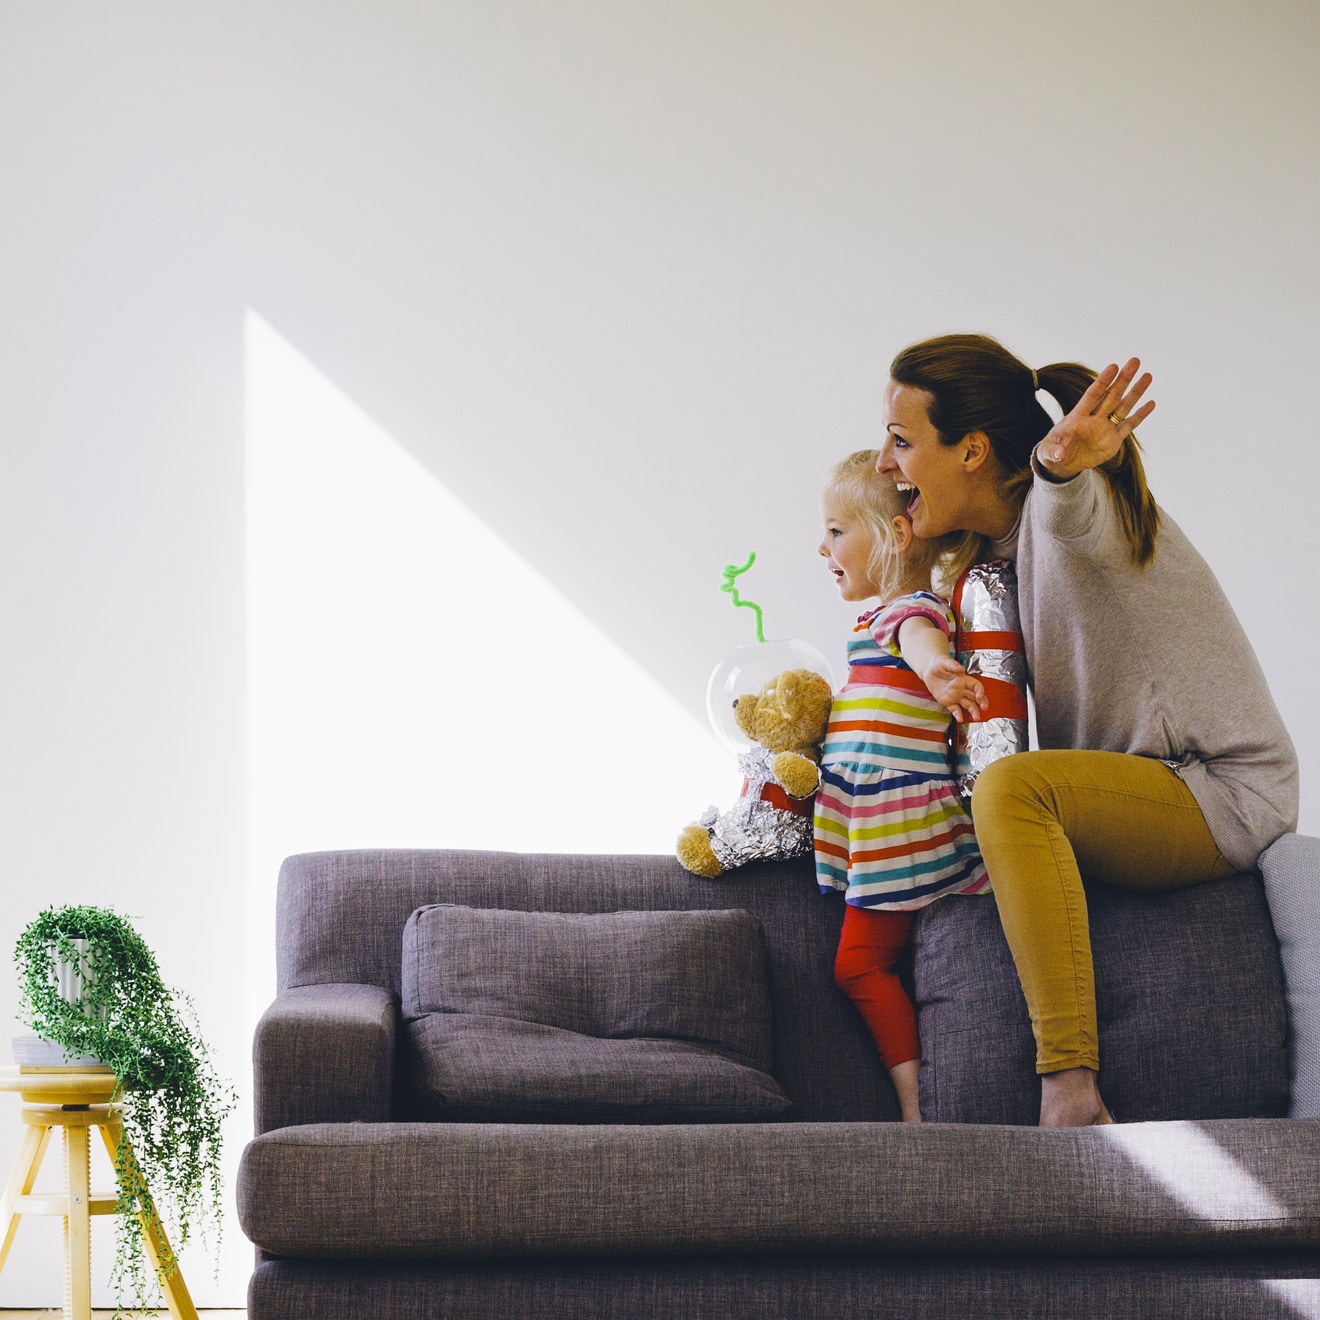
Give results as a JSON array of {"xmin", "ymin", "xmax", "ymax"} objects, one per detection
[{"xmin": 834, "ymin": 905, "xmax": 919, "ymax": 1070}]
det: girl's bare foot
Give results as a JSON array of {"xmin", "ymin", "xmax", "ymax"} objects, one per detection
[{"xmin": 1039, "ymin": 1066, "xmax": 1114, "ymax": 1127}]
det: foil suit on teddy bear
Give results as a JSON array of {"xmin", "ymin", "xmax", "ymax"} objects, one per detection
[{"xmin": 676, "ymin": 668, "xmax": 832, "ymax": 878}]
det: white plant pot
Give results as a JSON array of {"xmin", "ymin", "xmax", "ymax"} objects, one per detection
[
  {"xmin": 52, "ymin": 937, "xmax": 109, "ymax": 1020},
  {"xmin": 11, "ymin": 937, "xmax": 110, "ymax": 1068}
]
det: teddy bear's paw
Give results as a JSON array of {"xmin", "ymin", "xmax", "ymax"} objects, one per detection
[
  {"xmin": 773, "ymin": 752, "xmax": 822, "ymax": 798},
  {"xmin": 676, "ymin": 824, "xmax": 724, "ymax": 878}
]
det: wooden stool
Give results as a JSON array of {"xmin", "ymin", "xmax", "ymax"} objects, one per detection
[{"xmin": 0, "ymin": 1067, "xmax": 198, "ymax": 1320}]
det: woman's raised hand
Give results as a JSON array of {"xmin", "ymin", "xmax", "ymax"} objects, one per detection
[{"xmin": 1039, "ymin": 358, "xmax": 1155, "ymax": 480}]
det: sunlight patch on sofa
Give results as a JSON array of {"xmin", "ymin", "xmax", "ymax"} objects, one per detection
[
  {"xmin": 1262, "ymin": 1278, "xmax": 1320, "ymax": 1316},
  {"xmin": 1097, "ymin": 1123, "xmax": 1287, "ymax": 1222}
]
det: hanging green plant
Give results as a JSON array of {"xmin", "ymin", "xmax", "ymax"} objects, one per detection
[{"xmin": 13, "ymin": 904, "xmax": 235, "ymax": 1317}]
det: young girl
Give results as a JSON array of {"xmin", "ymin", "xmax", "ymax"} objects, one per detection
[{"xmin": 814, "ymin": 450, "xmax": 989, "ymax": 1122}]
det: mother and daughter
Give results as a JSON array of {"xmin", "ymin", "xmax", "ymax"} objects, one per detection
[{"xmin": 812, "ymin": 333, "xmax": 1298, "ymax": 1128}]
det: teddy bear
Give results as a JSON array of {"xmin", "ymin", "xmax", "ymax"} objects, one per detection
[{"xmin": 676, "ymin": 667, "xmax": 833, "ymax": 878}]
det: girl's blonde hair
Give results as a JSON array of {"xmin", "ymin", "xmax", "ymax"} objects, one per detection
[{"xmin": 825, "ymin": 450, "xmax": 985, "ymax": 601}]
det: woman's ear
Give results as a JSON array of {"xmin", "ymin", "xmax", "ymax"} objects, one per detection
[{"xmin": 962, "ymin": 431, "xmax": 992, "ymax": 472}]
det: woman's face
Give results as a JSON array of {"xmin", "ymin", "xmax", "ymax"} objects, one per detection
[{"xmin": 875, "ymin": 381, "xmax": 978, "ymax": 539}]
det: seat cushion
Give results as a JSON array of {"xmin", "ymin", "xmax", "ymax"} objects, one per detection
[
  {"xmin": 401, "ymin": 905, "xmax": 792, "ymax": 1122},
  {"xmin": 913, "ymin": 874, "xmax": 1289, "ymax": 1124},
  {"xmin": 237, "ymin": 1117, "xmax": 1320, "ymax": 1259}
]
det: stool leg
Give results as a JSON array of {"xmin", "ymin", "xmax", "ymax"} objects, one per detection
[
  {"xmin": 63, "ymin": 1122, "xmax": 92, "ymax": 1320},
  {"xmin": 0, "ymin": 1121, "xmax": 52, "ymax": 1274},
  {"xmin": 98, "ymin": 1118, "xmax": 199, "ymax": 1320}
]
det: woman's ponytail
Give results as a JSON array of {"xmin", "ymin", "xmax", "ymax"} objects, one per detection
[
  {"xmin": 1033, "ymin": 362, "xmax": 1094, "ymax": 418},
  {"xmin": 1099, "ymin": 432, "xmax": 1160, "ymax": 567}
]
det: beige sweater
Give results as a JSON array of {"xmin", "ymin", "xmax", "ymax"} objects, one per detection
[{"xmin": 989, "ymin": 451, "xmax": 1298, "ymax": 873}]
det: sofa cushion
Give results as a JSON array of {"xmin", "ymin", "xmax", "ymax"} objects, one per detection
[
  {"xmin": 913, "ymin": 874, "xmax": 1289, "ymax": 1124},
  {"xmin": 237, "ymin": 1117, "xmax": 1320, "ymax": 1259},
  {"xmin": 277, "ymin": 850, "xmax": 903, "ymax": 1123},
  {"xmin": 401, "ymin": 905, "xmax": 793, "ymax": 1122},
  {"xmin": 1260, "ymin": 833, "xmax": 1320, "ymax": 1118}
]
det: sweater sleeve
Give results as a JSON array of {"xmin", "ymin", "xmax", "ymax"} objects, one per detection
[{"xmin": 1027, "ymin": 446, "xmax": 1120, "ymax": 559}]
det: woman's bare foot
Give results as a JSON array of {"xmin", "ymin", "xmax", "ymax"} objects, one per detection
[
  {"xmin": 1039, "ymin": 1066, "xmax": 1114, "ymax": 1127},
  {"xmin": 889, "ymin": 1058, "xmax": 922, "ymax": 1122}
]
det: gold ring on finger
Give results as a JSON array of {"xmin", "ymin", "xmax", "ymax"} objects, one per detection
[{"xmin": 1107, "ymin": 411, "xmax": 1124, "ymax": 427}]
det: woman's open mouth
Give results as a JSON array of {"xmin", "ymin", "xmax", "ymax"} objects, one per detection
[{"xmin": 896, "ymin": 480, "xmax": 921, "ymax": 514}]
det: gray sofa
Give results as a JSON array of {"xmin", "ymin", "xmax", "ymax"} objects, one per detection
[{"xmin": 238, "ymin": 839, "xmax": 1320, "ymax": 1319}]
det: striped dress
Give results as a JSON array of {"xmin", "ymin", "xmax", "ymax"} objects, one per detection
[{"xmin": 813, "ymin": 591, "xmax": 989, "ymax": 909}]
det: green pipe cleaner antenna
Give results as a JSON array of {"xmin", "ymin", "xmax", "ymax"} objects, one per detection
[{"xmin": 720, "ymin": 552, "xmax": 765, "ymax": 642}]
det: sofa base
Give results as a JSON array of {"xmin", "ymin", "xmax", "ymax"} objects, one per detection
[{"xmin": 249, "ymin": 1252, "xmax": 1320, "ymax": 1320}]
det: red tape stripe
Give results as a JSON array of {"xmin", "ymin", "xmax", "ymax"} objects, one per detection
[
  {"xmin": 958, "ymin": 630, "xmax": 1024, "ymax": 652},
  {"xmin": 743, "ymin": 778, "xmax": 815, "ymax": 817},
  {"xmin": 973, "ymin": 675, "xmax": 1028, "ymax": 722}
]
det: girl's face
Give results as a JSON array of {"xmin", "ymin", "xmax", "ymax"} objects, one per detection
[
  {"xmin": 819, "ymin": 489, "xmax": 883, "ymax": 602},
  {"xmin": 876, "ymin": 381, "xmax": 976, "ymax": 539}
]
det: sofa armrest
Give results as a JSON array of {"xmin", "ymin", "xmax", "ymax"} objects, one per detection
[
  {"xmin": 253, "ymin": 984, "xmax": 396, "ymax": 1134},
  {"xmin": 1260, "ymin": 833, "xmax": 1320, "ymax": 1118}
]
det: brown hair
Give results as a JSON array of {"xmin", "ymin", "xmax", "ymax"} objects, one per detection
[
  {"xmin": 825, "ymin": 450, "xmax": 984, "ymax": 601},
  {"xmin": 889, "ymin": 333, "xmax": 1160, "ymax": 566}
]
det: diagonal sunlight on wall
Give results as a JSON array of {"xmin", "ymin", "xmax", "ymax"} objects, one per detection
[{"xmin": 245, "ymin": 310, "xmax": 733, "ymax": 1010}]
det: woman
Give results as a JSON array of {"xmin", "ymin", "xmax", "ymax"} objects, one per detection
[{"xmin": 875, "ymin": 334, "xmax": 1298, "ymax": 1127}]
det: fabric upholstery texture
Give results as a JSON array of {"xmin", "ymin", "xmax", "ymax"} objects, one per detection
[
  {"xmin": 238, "ymin": 1118, "xmax": 1320, "ymax": 1259},
  {"xmin": 401, "ymin": 905, "xmax": 791, "ymax": 1122},
  {"xmin": 252, "ymin": 983, "xmax": 395, "ymax": 1134},
  {"xmin": 249, "ymin": 1255, "xmax": 1320, "ymax": 1320},
  {"xmin": 1261, "ymin": 834, "xmax": 1320, "ymax": 1118},
  {"xmin": 402, "ymin": 906, "xmax": 773, "ymax": 1059},
  {"xmin": 913, "ymin": 873, "xmax": 1288, "ymax": 1124},
  {"xmin": 275, "ymin": 850, "xmax": 901, "ymax": 1123},
  {"xmin": 245, "ymin": 841, "xmax": 1320, "ymax": 1320}
]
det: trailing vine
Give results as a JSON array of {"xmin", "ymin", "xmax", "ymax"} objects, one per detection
[{"xmin": 14, "ymin": 904, "xmax": 235, "ymax": 1317}]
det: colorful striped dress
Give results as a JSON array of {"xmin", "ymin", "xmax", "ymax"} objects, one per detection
[{"xmin": 813, "ymin": 591, "xmax": 989, "ymax": 909}]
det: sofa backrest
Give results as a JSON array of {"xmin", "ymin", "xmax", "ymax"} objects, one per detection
[
  {"xmin": 276, "ymin": 848, "xmax": 1290, "ymax": 1126},
  {"xmin": 913, "ymin": 870, "xmax": 1289, "ymax": 1123},
  {"xmin": 275, "ymin": 849, "xmax": 900, "ymax": 1122}
]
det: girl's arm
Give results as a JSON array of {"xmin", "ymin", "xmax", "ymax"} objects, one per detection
[{"xmin": 897, "ymin": 616, "xmax": 988, "ymax": 724}]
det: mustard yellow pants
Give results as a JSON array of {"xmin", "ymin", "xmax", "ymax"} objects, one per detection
[{"xmin": 970, "ymin": 750, "xmax": 1237, "ymax": 1074}]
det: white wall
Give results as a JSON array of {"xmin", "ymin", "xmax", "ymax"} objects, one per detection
[{"xmin": 1, "ymin": 0, "xmax": 1316, "ymax": 1305}]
